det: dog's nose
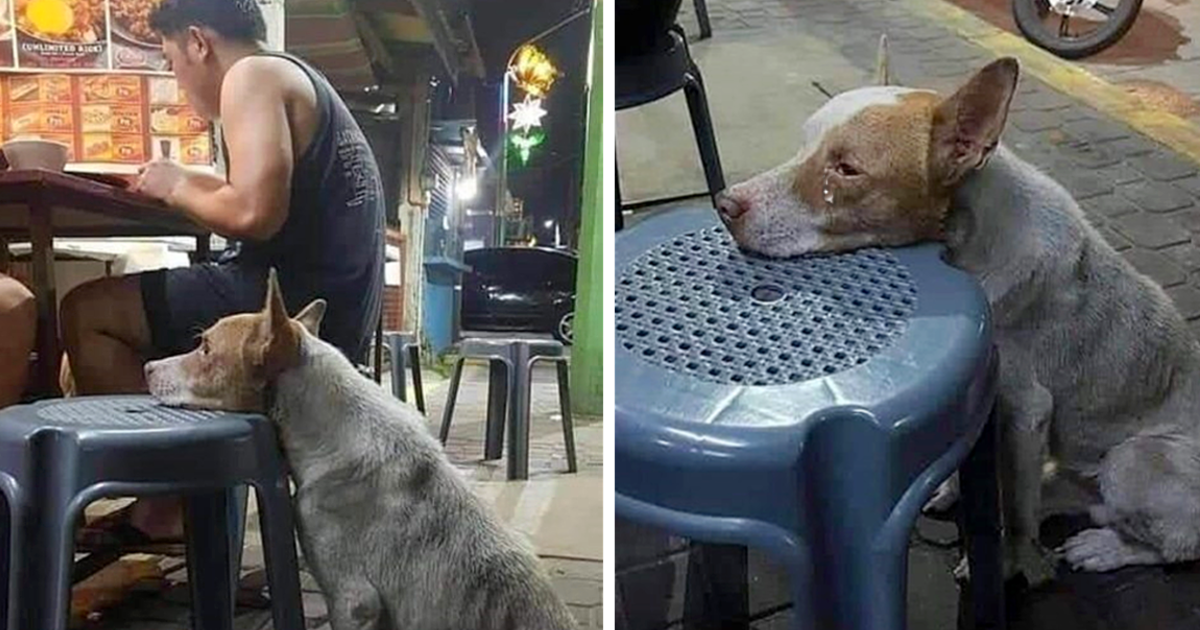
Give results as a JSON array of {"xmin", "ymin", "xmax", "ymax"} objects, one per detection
[{"xmin": 715, "ymin": 192, "xmax": 748, "ymax": 221}]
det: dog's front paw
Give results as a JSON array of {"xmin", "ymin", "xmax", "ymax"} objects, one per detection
[
  {"xmin": 1007, "ymin": 540, "xmax": 1057, "ymax": 587},
  {"xmin": 1057, "ymin": 527, "xmax": 1161, "ymax": 573},
  {"xmin": 924, "ymin": 475, "xmax": 960, "ymax": 514}
]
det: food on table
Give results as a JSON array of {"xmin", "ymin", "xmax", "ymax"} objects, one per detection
[{"xmin": 17, "ymin": 0, "xmax": 104, "ymax": 43}]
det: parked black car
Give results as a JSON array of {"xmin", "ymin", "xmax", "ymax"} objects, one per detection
[{"xmin": 461, "ymin": 247, "xmax": 577, "ymax": 344}]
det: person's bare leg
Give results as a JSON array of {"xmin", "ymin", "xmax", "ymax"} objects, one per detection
[
  {"xmin": 0, "ymin": 274, "xmax": 35, "ymax": 408},
  {"xmin": 60, "ymin": 276, "xmax": 182, "ymax": 539}
]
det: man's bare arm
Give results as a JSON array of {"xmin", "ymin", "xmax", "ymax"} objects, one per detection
[{"xmin": 166, "ymin": 57, "xmax": 294, "ymax": 240}]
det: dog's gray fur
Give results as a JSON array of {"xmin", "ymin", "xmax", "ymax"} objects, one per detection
[
  {"xmin": 944, "ymin": 143, "xmax": 1200, "ymax": 579},
  {"xmin": 717, "ymin": 61, "xmax": 1200, "ymax": 582},
  {"xmin": 273, "ymin": 331, "xmax": 578, "ymax": 630}
]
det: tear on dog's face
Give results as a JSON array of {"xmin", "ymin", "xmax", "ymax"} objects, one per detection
[
  {"xmin": 145, "ymin": 269, "xmax": 326, "ymax": 412},
  {"xmin": 717, "ymin": 54, "xmax": 1019, "ymax": 258}
]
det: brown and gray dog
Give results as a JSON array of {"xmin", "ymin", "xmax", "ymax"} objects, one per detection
[
  {"xmin": 716, "ymin": 41, "xmax": 1200, "ymax": 585},
  {"xmin": 145, "ymin": 271, "xmax": 578, "ymax": 630}
]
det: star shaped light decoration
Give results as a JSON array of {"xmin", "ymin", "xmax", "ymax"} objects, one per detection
[{"xmin": 508, "ymin": 95, "xmax": 547, "ymax": 134}]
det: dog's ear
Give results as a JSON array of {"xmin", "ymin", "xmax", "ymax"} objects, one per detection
[
  {"xmin": 257, "ymin": 268, "xmax": 301, "ymax": 377},
  {"xmin": 930, "ymin": 57, "xmax": 1019, "ymax": 187},
  {"xmin": 294, "ymin": 299, "xmax": 326, "ymax": 336},
  {"xmin": 874, "ymin": 34, "xmax": 890, "ymax": 86}
]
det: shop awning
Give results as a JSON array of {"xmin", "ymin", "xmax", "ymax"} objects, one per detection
[{"xmin": 285, "ymin": 0, "xmax": 484, "ymax": 93}]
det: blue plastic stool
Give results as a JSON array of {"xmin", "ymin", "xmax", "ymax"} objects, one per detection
[
  {"xmin": 0, "ymin": 396, "xmax": 304, "ymax": 630},
  {"xmin": 615, "ymin": 208, "xmax": 1004, "ymax": 630}
]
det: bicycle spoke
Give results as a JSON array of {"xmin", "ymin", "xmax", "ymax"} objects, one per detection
[
  {"xmin": 1094, "ymin": 2, "xmax": 1114, "ymax": 14},
  {"xmin": 1059, "ymin": 14, "xmax": 1071, "ymax": 37}
]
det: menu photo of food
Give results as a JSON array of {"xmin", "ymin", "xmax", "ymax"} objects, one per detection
[
  {"xmin": 111, "ymin": 0, "xmax": 167, "ymax": 70},
  {"xmin": 81, "ymin": 75, "xmax": 141, "ymax": 103},
  {"xmin": 8, "ymin": 73, "xmax": 72, "ymax": 103},
  {"xmin": 82, "ymin": 132, "xmax": 142, "ymax": 163},
  {"xmin": 15, "ymin": 0, "xmax": 108, "ymax": 69}
]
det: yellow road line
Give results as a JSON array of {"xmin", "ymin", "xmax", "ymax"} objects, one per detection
[{"xmin": 901, "ymin": 0, "xmax": 1200, "ymax": 164}]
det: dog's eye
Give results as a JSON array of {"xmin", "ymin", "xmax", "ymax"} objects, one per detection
[
  {"xmin": 835, "ymin": 162, "xmax": 862, "ymax": 177},
  {"xmin": 200, "ymin": 338, "xmax": 210, "ymax": 355}
]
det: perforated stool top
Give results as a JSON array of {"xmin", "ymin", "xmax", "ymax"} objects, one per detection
[
  {"xmin": 616, "ymin": 207, "xmax": 990, "ymax": 428},
  {"xmin": 0, "ymin": 395, "xmax": 262, "ymax": 444}
]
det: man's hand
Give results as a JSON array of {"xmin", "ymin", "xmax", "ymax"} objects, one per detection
[{"xmin": 134, "ymin": 159, "xmax": 187, "ymax": 204}]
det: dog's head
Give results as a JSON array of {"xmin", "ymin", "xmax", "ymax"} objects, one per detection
[
  {"xmin": 717, "ymin": 45, "xmax": 1019, "ymax": 258},
  {"xmin": 145, "ymin": 269, "xmax": 326, "ymax": 412}
]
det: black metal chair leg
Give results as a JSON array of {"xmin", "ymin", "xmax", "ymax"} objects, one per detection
[
  {"xmin": 555, "ymin": 360, "xmax": 578, "ymax": 473},
  {"xmin": 683, "ymin": 67, "xmax": 725, "ymax": 205},
  {"xmin": 694, "ymin": 0, "xmax": 713, "ymax": 39},
  {"xmin": 614, "ymin": 119, "xmax": 624, "ymax": 231},
  {"xmin": 616, "ymin": 156, "xmax": 625, "ymax": 230},
  {"xmin": 439, "ymin": 358, "xmax": 465, "ymax": 443}
]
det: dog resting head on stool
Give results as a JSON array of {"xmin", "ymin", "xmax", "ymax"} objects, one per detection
[
  {"xmin": 145, "ymin": 271, "xmax": 578, "ymax": 630},
  {"xmin": 718, "ymin": 40, "xmax": 1200, "ymax": 587}
]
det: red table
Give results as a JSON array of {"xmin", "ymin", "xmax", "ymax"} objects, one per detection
[{"xmin": 0, "ymin": 169, "xmax": 209, "ymax": 395}]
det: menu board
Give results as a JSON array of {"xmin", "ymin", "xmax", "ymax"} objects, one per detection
[
  {"xmin": 0, "ymin": 0, "xmax": 170, "ymax": 71},
  {"xmin": 1, "ymin": 73, "xmax": 211, "ymax": 168}
]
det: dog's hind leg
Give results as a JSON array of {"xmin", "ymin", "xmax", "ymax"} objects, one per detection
[{"xmin": 1061, "ymin": 432, "xmax": 1200, "ymax": 572}]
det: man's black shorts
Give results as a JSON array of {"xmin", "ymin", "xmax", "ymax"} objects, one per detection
[{"xmin": 140, "ymin": 263, "xmax": 268, "ymax": 357}]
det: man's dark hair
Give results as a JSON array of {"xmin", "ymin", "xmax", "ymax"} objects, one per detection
[{"xmin": 150, "ymin": 0, "xmax": 267, "ymax": 43}]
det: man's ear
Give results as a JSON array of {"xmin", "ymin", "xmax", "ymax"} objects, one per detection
[
  {"xmin": 294, "ymin": 299, "xmax": 326, "ymax": 336},
  {"xmin": 930, "ymin": 57, "xmax": 1019, "ymax": 187}
]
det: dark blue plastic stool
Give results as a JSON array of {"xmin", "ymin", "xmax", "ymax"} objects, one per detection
[
  {"xmin": 440, "ymin": 338, "xmax": 578, "ymax": 480},
  {"xmin": 615, "ymin": 208, "xmax": 1004, "ymax": 630},
  {"xmin": 0, "ymin": 396, "xmax": 304, "ymax": 630}
]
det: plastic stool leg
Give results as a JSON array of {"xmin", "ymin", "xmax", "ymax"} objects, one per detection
[
  {"xmin": 485, "ymin": 359, "xmax": 509, "ymax": 461},
  {"xmin": 438, "ymin": 357, "xmax": 465, "ymax": 444},
  {"xmin": 21, "ymin": 438, "xmax": 78, "ymax": 630},
  {"xmin": 387, "ymin": 335, "xmax": 406, "ymax": 403},
  {"xmin": 254, "ymin": 475, "xmax": 304, "ymax": 630},
  {"xmin": 507, "ymin": 346, "xmax": 532, "ymax": 481},
  {"xmin": 408, "ymin": 345, "xmax": 426, "ymax": 414},
  {"xmin": 0, "ymin": 480, "xmax": 18, "ymax": 630},
  {"xmin": 184, "ymin": 490, "xmax": 235, "ymax": 630},
  {"xmin": 960, "ymin": 410, "xmax": 1006, "ymax": 630},
  {"xmin": 555, "ymin": 360, "xmax": 578, "ymax": 473}
]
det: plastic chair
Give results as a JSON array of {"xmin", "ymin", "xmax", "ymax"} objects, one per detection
[
  {"xmin": 615, "ymin": 208, "xmax": 1004, "ymax": 630},
  {"xmin": 617, "ymin": 27, "xmax": 725, "ymax": 210},
  {"xmin": 0, "ymin": 395, "xmax": 304, "ymax": 630},
  {"xmin": 383, "ymin": 331, "xmax": 426, "ymax": 413},
  {"xmin": 440, "ymin": 338, "xmax": 578, "ymax": 480}
]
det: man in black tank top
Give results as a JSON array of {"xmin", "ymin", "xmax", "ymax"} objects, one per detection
[{"xmin": 58, "ymin": 0, "xmax": 384, "ymax": 542}]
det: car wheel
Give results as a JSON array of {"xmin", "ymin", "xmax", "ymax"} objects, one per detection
[{"xmin": 553, "ymin": 311, "xmax": 574, "ymax": 345}]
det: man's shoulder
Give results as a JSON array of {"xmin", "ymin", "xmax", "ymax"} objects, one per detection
[{"xmin": 225, "ymin": 55, "xmax": 311, "ymax": 98}]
